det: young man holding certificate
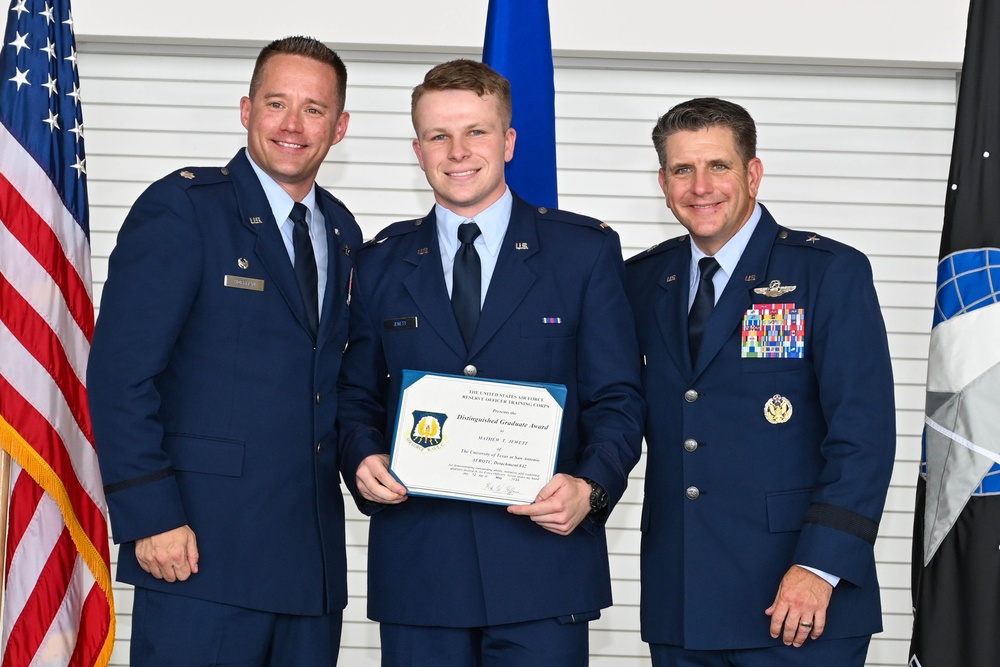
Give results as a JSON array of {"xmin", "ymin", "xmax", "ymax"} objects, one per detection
[{"xmin": 337, "ymin": 60, "xmax": 644, "ymax": 666}]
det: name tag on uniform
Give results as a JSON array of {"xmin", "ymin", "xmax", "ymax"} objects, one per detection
[
  {"xmin": 223, "ymin": 275, "xmax": 264, "ymax": 292},
  {"xmin": 384, "ymin": 316, "xmax": 418, "ymax": 331},
  {"xmin": 741, "ymin": 303, "xmax": 805, "ymax": 358}
]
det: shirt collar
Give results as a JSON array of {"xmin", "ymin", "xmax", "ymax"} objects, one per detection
[
  {"xmin": 244, "ymin": 148, "xmax": 318, "ymax": 224},
  {"xmin": 435, "ymin": 187, "xmax": 513, "ymax": 259}
]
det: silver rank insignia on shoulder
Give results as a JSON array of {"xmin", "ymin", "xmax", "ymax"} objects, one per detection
[
  {"xmin": 249, "ymin": 216, "xmax": 263, "ymax": 225},
  {"xmin": 806, "ymin": 234, "xmax": 820, "ymax": 243},
  {"xmin": 516, "ymin": 242, "xmax": 529, "ymax": 250},
  {"xmin": 237, "ymin": 258, "xmax": 249, "ymax": 269},
  {"xmin": 180, "ymin": 170, "xmax": 195, "ymax": 180},
  {"xmin": 754, "ymin": 280, "xmax": 797, "ymax": 297},
  {"xmin": 764, "ymin": 394, "xmax": 792, "ymax": 424}
]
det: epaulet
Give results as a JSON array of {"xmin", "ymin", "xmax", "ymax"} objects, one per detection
[
  {"xmin": 534, "ymin": 206, "xmax": 613, "ymax": 234},
  {"xmin": 170, "ymin": 166, "xmax": 231, "ymax": 188},
  {"xmin": 370, "ymin": 217, "xmax": 426, "ymax": 245},
  {"xmin": 625, "ymin": 234, "xmax": 687, "ymax": 265},
  {"xmin": 774, "ymin": 227, "xmax": 844, "ymax": 254}
]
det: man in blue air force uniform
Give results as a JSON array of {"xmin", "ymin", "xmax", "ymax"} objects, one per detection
[
  {"xmin": 337, "ymin": 60, "xmax": 644, "ymax": 667},
  {"xmin": 87, "ymin": 37, "xmax": 361, "ymax": 666},
  {"xmin": 625, "ymin": 98, "xmax": 895, "ymax": 667}
]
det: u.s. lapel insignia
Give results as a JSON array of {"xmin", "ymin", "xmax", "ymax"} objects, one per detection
[
  {"xmin": 417, "ymin": 247, "xmax": 429, "ymax": 256},
  {"xmin": 343, "ymin": 245, "xmax": 351, "ymax": 256},
  {"xmin": 249, "ymin": 216, "xmax": 263, "ymax": 225},
  {"xmin": 516, "ymin": 242, "xmax": 529, "ymax": 250},
  {"xmin": 764, "ymin": 394, "xmax": 793, "ymax": 424},
  {"xmin": 179, "ymin": 170, "xmax": 195, "ymax": 180},
  {"xmin": 237, "ymin": 257, "xmax": 249, "ymax": 269},
  {"xmin": 744, "ymin": 274, "xmax": 756, "ymax": 282},
  {"xmin": 665, "ymin": 275, "xmax": 677, "ymax": 283},
  {"xmin": 334, "ymin": 228, "xmax": 341, "ymax": 236},
  {"xmin": 754, "ymin": 280, "xmax": 797, "ymax": 298}
]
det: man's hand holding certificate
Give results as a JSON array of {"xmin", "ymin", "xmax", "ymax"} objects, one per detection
[{"xmin": 389, "ymin": 371, "xmax": 566, "ymax": 505}]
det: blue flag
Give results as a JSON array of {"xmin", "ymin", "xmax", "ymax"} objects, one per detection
[{"xmin": 483, "ymin": 0, "xmax": 558, "ymax": 208}]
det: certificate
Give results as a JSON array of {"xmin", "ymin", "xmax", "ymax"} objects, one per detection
[{"xmin": 389, "ymin": 370, "xmax": 566, "ymax": 505}]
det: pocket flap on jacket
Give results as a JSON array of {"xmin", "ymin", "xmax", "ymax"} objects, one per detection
[{"xmin": 765, "ymin": 488, "xmax": 811, "ymax": 533}]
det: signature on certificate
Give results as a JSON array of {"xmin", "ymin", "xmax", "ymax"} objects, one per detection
[{"xmin": 482, "ymin": 481, "xmax": 519, "ymax": 497}]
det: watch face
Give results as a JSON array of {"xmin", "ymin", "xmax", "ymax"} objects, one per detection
[{"xmin": 590, "ymin": 481, "xmax": 608, "ymax": 511}]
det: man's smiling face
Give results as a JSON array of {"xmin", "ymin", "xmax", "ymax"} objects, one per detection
[
  {"xmin": 411, "ymin": 88, "xmax": 515, "ymax": 218},
  {"xmin": 659, "ymin": 124, "xmax": 763, "ymax": 255}
]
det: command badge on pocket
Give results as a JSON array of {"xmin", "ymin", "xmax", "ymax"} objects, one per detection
[{"xmin": 764, "ymin": 394, "xmax": 793, "ymax": 424}]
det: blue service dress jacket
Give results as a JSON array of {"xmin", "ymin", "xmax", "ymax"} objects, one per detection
[
  {"xmin": 624, "ymin": 204, "xmax": 895, "ymax": 650},
  {"xmin": 337, "ymin": 193, "xmax": 644, "ymax": 627},
  {"xmin": 88, "ymin": 150, "xmax": 362, "ymax": 615}
]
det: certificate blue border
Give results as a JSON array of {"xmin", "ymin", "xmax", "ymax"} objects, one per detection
[{"xmin": 388, "ymin": 369, "xmax": 567, "ymax": 505}]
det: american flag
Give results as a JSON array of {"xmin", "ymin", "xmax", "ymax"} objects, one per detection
[{"xmin": 0, "ymin": 0, "xmax": 115, "ymax": 665}]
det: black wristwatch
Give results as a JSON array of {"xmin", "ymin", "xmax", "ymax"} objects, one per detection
[{"xmin": 583, "ymin": 478, "xmax": 609, "ymax": 514}]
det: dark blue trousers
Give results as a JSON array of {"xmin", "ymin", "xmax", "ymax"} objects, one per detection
[{"xmin": 130, "ymin": 587, "xmax": 343, "ymax": 666}]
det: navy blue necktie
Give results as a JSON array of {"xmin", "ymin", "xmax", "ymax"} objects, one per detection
[
  {"xmin": 290, "ymin": 202, "xmax": 319, "ymax": 335},
  {"xmin": 689, "ymin": 256, "xmax": 720, "ymax": 361},
  {"xmin": 452, "ymin": 222, "xmax": 482, "ymax": 349}
]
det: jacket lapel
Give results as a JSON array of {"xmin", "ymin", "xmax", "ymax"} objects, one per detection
[
  {"xmin": 470, "ymin": 196, "xmax": 538, "ymax": 356},
  {"xmin": 401, "ymin": 210, "xmax": 468, "ymax": 358},
  {"xmin": 691, "ymin": 207, "xmax": 780, "ymax": 378},
  {"xmin": 316, "ymin": 193, "xmax": 351, "ymax": 345},
  {"xmin": 228, "ymin": 151, "xmax": 313, "ymax": 337},
  {"xmin": 652, "ymin": 240, "xmax": 693, "ymax": 377}
]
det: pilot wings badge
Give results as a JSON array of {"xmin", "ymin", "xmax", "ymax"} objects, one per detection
[{"xmin": 754, "ymin": 280, "xmax": 797, "ymax": 298}]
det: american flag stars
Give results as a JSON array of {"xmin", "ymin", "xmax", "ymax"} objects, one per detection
[{"xmin": 3, "ymin": 0, "xmax": 87, "ymax": 190}]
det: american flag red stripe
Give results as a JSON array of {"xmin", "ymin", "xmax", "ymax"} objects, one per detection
[
  {"xmin": 0, "ymin": 173, "xmax": 94, "ymax": 340},
  {"xmin": 1, "ymin": 0, "xmax": 115, "ymax": 664}
]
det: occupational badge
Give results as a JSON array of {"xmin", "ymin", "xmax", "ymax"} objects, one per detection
[
  {"xmin": 754, "ymin": 280, "xmax": 797, "ymax": 298},
  {"xmin": 764, "ymin": 394, "xmax": 793, "ymax": 424}
]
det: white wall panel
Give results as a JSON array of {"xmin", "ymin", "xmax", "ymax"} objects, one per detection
[{"xmin": 77, "ymin": 42, "xmax": 953, "ymax": 666}]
